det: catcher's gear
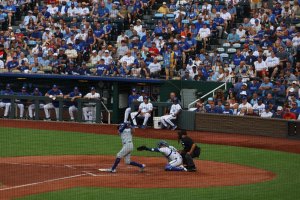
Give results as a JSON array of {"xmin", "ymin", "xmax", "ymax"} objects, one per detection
[
  {"xmin": 157, "ymin": 140, "xmax": 169, "ymax": 148},
  {"xmin": 137, "ymin": 145, "xmax": 147, "ymax": 151}
]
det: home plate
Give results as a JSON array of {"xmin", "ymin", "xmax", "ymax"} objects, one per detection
[{"xmin": 98, "ymin": 168, "xmax": 112, "ymax": 172}]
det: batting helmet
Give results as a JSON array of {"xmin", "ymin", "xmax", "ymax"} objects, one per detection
[
  {"xmin": 157, "ymin": 140, "xmax": 169, "ymax": 148},
  {"xmin": 117, "ymin": 122, "xmax": 131, "ymax": 133}
]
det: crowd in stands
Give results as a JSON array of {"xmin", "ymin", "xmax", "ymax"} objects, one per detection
[{"xmin": 0, "ymin": 0, "xmax": 300, "ymax": 120}]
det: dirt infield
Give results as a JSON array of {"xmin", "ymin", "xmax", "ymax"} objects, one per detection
[
  {"xmin": 1, "ymin": 119, "xmax": 299, "ymax": 199},
  {"xmin": 0, "ymin": 156, "xmax": 275, "ymax": 199}
]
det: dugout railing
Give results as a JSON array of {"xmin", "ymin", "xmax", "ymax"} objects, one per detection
[{"xmin": 0, "ymin": 95, "xmax": 103, "ymax": 123}]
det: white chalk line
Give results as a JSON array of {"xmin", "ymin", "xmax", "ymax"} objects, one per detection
[
  {"xmin": 0, "ymin": 162, "xmax": 103, "ymax": 170},
  {"xmin": 0, "ymin": 174, "xmax": 87, "ymax": 191}
]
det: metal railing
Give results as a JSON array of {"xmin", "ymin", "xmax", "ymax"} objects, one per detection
[{"xmin": 187, "ymin": 82, "xmax": 228, "ymax": 109}]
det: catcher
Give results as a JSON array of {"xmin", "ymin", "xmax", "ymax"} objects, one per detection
[
  {"xmin": 137, "ymin": 140, "xmax": 187, "ymax": 172},
  {"xmin": 177, "ymin": 130, "xmax": 201, "ymax": 172},
  {"xmin": 99, "ymin": 122, "xmax": 145, "ymax": 173}
]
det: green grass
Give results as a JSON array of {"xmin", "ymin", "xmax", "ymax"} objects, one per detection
[{"xmin": 0, "ymin": 127, "xmax": 299, "ymax": 200}]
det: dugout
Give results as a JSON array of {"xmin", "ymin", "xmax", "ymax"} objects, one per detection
[{"xmin": 0, "ymin": 73, "xmax": 228, "ymax": 123}]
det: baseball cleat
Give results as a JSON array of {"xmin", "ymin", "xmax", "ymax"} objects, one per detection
[
  {"xmin": 139, "ymin": 164, "xmax": 146, "ymax": 172},
  {"xmin": 171, "ymin": 125, "xmax": 177, "ymax": 130}
]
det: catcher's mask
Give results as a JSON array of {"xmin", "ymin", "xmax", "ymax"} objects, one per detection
[{"xmin": 157, "ymin": 140, "xmax": 169, "ymax": 148}]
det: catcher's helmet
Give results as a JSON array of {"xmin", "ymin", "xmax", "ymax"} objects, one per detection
[{"xmin": 157, "ymin": 140, "xmax": 169, "ymax": 148}]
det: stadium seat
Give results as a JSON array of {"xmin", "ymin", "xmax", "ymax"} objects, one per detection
[
  {"xmin": 227, "ymin": 48, "xmax": 237, "ymax": 54},
  {"xmin": 154, "ymin": 13, "xmax": 164, "ymax": 19},
  {"xmin": 217, "ymin": 47, "xmax": 225, "ymax": 53},
  {"xmin": 232, "ymin": 43, "xmax": 241, "ymax": 49}
]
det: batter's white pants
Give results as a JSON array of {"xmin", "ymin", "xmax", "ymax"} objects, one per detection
[
  {"xmin": 0, "ymin": 102, "xmax": 11, "ymax": 117},
  {"xmin": 17, "ymin": 104, "xmax": 25, "ymax": 118},
  {"xmin": 83, "ymin": 106, "xmax": 96, "ymax": 121},
  {"xmin": 44, "ymin": 103, "xmax": 59, "ymax": 119},
  {"xmin": 160, "ymin": 114, "xmax": 176, "ymax": 127},
  {"xmin": 124, "ymin": 107, "xmax": 131, "ymax": 122},
  {"xmin": 130, "ymin": 112, "xmax": 151, "ymax": 126},
  {"xmin": 69, "ymin": 105, "xmax": 78, "ymax": 120},
  {"xmin": 117, "ymin": 142, "xmax": 133, "ymax": 164},
  {"xmin": 28, "ymin": 104, "xmax": 45, "ymax": 118}
]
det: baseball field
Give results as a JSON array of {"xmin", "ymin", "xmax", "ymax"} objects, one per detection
[{"xmin": 0, "ymin": 120, "xmax": 300, "ymax": 200}]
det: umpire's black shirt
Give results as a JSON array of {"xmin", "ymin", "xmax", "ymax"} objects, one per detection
[{"xmin": 181, "ymin": 136, "xmax": 194, "ymax": 152}]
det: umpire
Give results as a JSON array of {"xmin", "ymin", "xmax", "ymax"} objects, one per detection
[{"xmin": 177, "ymin": 129, "xmax": 201, "ymax": 172}]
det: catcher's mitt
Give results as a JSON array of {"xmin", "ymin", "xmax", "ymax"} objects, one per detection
[{"xmin": 137, "ymin": 145, "xmax": 147, "ymax": 151}]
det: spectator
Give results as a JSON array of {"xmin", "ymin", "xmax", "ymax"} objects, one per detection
[
  {"xmin": 272, "ymin": 106, "xmax": 284, "ymax": 119},
  {"xmin": 227, "ymin": 28, "xmax": 240, "ymax": 44},
  {"xmin": 283, "ymin": 107, "xmax": 297, "ymax": 120},
  {"xmin": 148, "ymin": 57, "xmax": 162, "ymax": 78},
  {"xmin": 260, "ymin": 105, "xmax": 273, "ymax": 118}
]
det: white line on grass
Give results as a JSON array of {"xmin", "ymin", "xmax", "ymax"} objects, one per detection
[{"xmin": 0, "ymin": 174, "xmax": 87, "ymax": 191}]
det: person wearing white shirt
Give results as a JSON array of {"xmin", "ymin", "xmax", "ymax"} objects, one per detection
[
  {"xmin": 82, "ymin": 87, "xmax": 101, "ymax": 122},
  {"xmin": 134, "ymin": 19, "xmax": 143, "ymax": 35},
  {"xmin": 130, "ymin": 96, "xmax": 153, "ymax": 129},
  {"xmin": 77, "ymin": 3, "xmax": 90, "ymax": 16},
  {"xmin": 0, "ymin": 59, "xmax": 4, "ymax": 69},
  {"xmin": 90, "ymin": 50, "xmax": 101, "ymax": 65},
  {"xmin": 160, "ymin": 98, "xmax": 182, "ymax": 130},
  {"xmin": 148, "ymin": 58, "xmax": 162, "ymax": 78},
  {"xmin": 75, "ymin": 29, "xmax": 87, "ymax": 41},
  {"xmin": 101, "ymin": 50, "xmax": 113, "ymax": 65},
  {"xmin": 197, "ymin": 23, "xmax": 211, "ymax": 49},
  {"xmin": 265, "ymin": 52, "xmax": 280, "ymax": 69},
  {"xmin": 254, "ymin": 56, "xmax": 267, "ymax": 73},
  {"xmin": 238, "ymin": 97, "xmax": 253, "ymax": 111},
  {"xmin": 220, "ymin": 8, "xmax": 231, "ymax": 31},
  {"xmin": 47, "ymin": 3, "xmax": 59, "ymax": 16},
  {"xmin": 252, "ymin": 98, "xmax": 265, "ymax": 116},
  {"xmin": 202, "ymin": 2, "xmax": 212, "ymax": 13},
  {"xmin": 236, "ymin": 24, "xmax": 246, "ymax": 39},
  {"xmin": 119, "ymin": 51, "xmax": 135, "ymax": 66},
  {"xmin": 23, "ymin": 10, "xmax": 37, "ymax": 26},
  {"xmin": 260, "ymin": 106, "xmax": 273, "ymax": 118},
  {"xmin": 292, "ymin": 32, "xmax": 300, "ymax": 47},
  {"xmin": 67, "ymin": 4, "xmax": 78, "ymax": 17},
  {"xmin": 65, "ymin": 43, "xmax": 78, "ymax": 59}
]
